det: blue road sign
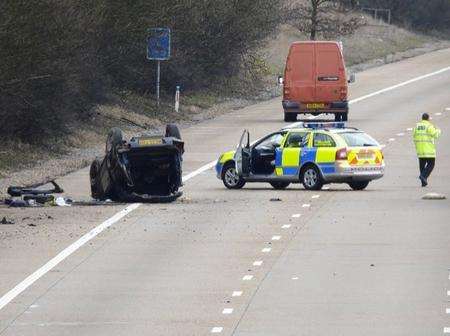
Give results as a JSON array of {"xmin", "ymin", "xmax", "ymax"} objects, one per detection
[{"xmin": 147, "ymin": 28, "xmax": 171, "ymax": 61}]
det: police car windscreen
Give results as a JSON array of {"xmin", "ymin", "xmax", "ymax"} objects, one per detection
[{"xmin": 340, "ymin": 132, "xmax": 378, "ymax": 147}]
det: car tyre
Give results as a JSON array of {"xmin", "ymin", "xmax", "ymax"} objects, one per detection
[
  {"xmin": 222, "ymin": 162, "xmax": 246, "ymax": 189},
  {"xmin": 166, "ymin": 123, "xmax": 182, "ymax": 140},
  {"xmin": 301, "ymin": 164, "xmax": 323, "ymax": 190},
  {"xmin": 106, "ymin": 127, "xmax": 123, "ymax": 154},
  {"xmin": 270, "ymin": 181, "xmax": 290, "ymax": 190},
  {"xmin": 348, "ymin": 181, "xmax": 369, "ymax": 190},
  {"xmin": 284, "ymin": 112, "xmax": 297, "ymax": 122},
  {"xmin": 90, "ymin": 158, "xmax": 105, "ymax": 200}
]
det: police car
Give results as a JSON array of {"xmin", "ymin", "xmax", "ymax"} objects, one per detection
[{"xmin": 215, "ymin": 122, "xmax": 385, "ymax": 191}]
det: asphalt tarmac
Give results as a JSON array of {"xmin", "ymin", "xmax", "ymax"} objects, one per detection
[{"xmin": 1, "ymin": 48, "xmax": 449, "ymax": 335}]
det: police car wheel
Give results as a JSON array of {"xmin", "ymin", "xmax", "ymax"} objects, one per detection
[
  {"xmin": 348, "ymin": 181, "xmax": 369, "ymax": 190},
  {"xmin": 270, "ymin": 182, "xmax": 290, "ymax": 190},
  {"xmin": 222, "ymin": 163, "xmax": 245, "ymax": 189},
  {"xmin": 301, "ymin": 165, "xmax": 323, "ymax": 190}
]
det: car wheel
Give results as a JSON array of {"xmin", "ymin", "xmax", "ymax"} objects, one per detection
[
  {"xmin": 222, "ymin": 163, "xmax": 246, "ymax": 189},
  {"xmin": 106, "ymin": 127, "xmax": 123, "ymax": 154},
  {"xmin": 348, "ymin": 181, "xmax": 369, "ymax": 190},
  {"xmin": 166, "ymin": 123, "xmax": 182, "ymax": 140},
  {"xmin": 90, "ymin": 158, "xmax": 105, "ymax": 200},
  {"xmin": 270, "ymin": 181, "xmax": 290, "ymax": 190},
  {"xmin": 301, "ymin": 165, "xmax": 323, "ymax": 190},
  {"xmin": 284, "ymin": 112, "xmax": 297, "ymax": 122}
]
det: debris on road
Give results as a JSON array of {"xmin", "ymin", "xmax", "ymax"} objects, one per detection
[
  {"xmin": 89, "ymin": 125, "xmax": 184, "ymax": 203},
  {"xmin": 422, "ymin": 192, "xmax": 446, "ymax": 200},
  {"xmin": 4, "ymin": 180, "xmax": 67, "ymax": 207},
  {"xmin": 270, "ymin": 198, "xmax": 282, "ymax": 202},
  {"xmin": 0, "ymin": 217, "xmax": 15, "ymax": 225}
]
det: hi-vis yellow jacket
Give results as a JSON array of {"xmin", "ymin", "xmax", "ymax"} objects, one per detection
[{"xmin": 413, "ymin": 120, "xmax": 441, "ymax": 158}]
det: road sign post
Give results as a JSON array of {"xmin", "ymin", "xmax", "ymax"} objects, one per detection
[{"xmin": 147, "ymin": 28, "xmax": 171, "ymax": 107}]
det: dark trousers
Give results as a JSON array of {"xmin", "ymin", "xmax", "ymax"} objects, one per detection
[{"xmin": 419, "ymin": 158, "xmax": 435, "ymax": 179}]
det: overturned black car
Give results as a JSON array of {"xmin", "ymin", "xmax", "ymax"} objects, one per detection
[{"xmin": 90, "ymin": 124, "xmax": 184, "ymax": 203}]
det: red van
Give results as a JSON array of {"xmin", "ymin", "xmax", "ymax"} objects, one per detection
[{"xmin": 281, "ymin": 41, "xmax": 354, "ymax": 122}]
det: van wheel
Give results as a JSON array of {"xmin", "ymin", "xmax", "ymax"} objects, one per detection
[
  {"xmin": 222, "ymin": 162, "xmax": 246, "ymax": 189},
  {"xmin": 284, "ymin": 112, "xmax": 297, "ymax": 122},
  {"xmin": 349, "ymin": 181, "xmax": 369, "ymax": 190},
  {"xmin": 301, "ymin": 165, "xmax": 323, "ymax": 190},
  {"xmin": 270, "ymin": 182, "xmax": 290, "ymax": 190}
]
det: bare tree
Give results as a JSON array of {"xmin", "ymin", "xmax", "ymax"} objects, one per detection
[{"xmin": 285, "ymin": 0, "xmax": 365, "ymax": 40}]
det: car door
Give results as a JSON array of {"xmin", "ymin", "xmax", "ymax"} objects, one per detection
[
  {"xmin": 277, "ymin": 131, "xmax": 309, "ymax": 176},
  {"xmin": 312, "ymin": 132, "xmax": 337, "ymax": 174},
  {"xmin": 234, "ymin": 129, "xmax": 251, "ymax": 176}
]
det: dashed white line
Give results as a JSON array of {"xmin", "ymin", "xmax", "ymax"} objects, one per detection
[
  {"xmin": 262, "ymin": 247, "xmax": 272, "ymax": 253},
  {"xmin": 242, "ymin": 275, "xmax": 253, "ymax": 281},
  {"xmin": 407, "ymin": 127, "xmax": 413, "ymax": 131},
  {"xmin": 396, "ymin": 133, "xmax": 404, "ymax": 136},
  {"xmin": 291, "ymin": 277, "xmax": 299, "ymax": 280},
  {"xmin": 222, "ymin": 308, "xmax": 233, "ymax": 315},
  {"xmin": 311, "ymin": 195, "xmax": 320, "ymax": 199},
  {"xmin": 436, "ymin": 112, "xmax": 442, "ymax": 116},
  {"xmin": 211, "ymin": 327, "xmax": 223, "ymax": 333},
  {"xmin": 444, "ymin": 327, "xmax": 450, "ymax": 334},
  {"xmin": 302, "ymin": 203, "xmax": 311, "ymax": 208},
  {"xmin": 253, "ymin": 260, "xmax": 263, "ymax": 266},
  {"xmin": 281, "ymin": 224, "xmax": 291, "ymax": 229},
  {"xmin": 446, "ymin": 308, "xmax": 450, "ymax": 314},
  {"xmin": 388, "ymin": 138, "xmax": 395, "ymax": 142},
  {"xmin": 271, "ymin": 235, "xmax": 281, "ymax": 241},
  {"xmin": 232, "ymin": 291, "xmax": 242, "ymax": 297},
  {"xmin": 292, "ymin": 214, "xmax": 301, "ymax": 218},
  {"xmin": 445, "ymin": 107, "xmax": 450, "ymax": 111},
  {"xmin": 447, "ymin": 290, "xmax": 450, "ymax": 296}
]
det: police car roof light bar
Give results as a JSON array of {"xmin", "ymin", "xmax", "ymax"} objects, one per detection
[{"xmin": 303, "ymin": 122, "xmax": 346, "ymax": 129}]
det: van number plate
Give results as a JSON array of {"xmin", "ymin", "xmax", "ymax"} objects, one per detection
[{"xmin": 306, "ymin": 103, "xmax": 325, "ymax": 109}]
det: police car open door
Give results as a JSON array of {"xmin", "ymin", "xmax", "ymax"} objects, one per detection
[{"xmin": 235, "ymin": 129, "xmax": 251, "ymax": 176}]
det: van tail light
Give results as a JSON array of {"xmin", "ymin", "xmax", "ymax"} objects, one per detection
[
  {"xmin": 335, "ymin": 148, "xmax": 348, "ymax": 160},
  {"xmin": 340, "ymin": 86, "xmax": 347, "ymax": 100}
]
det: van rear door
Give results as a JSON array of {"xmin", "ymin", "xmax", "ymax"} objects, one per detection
[
  {"xmin": 286, "ymin": 43, "xmax": 315, "ymax": 103},
  {"xmin": 314, "ymin": 43, "xmax": 346, "ymax": 103}
]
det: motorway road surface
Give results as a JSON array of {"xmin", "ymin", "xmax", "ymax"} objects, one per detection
[{"xmin": 1, "ymin": 48, "xmax": 450, "ymax": 335}]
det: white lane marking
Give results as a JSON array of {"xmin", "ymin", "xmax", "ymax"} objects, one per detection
[
  {"xmin": 291, "ymin": 277, "xmax": 299, "ymax": 280},
  {"xmin": 272, "ymin": 235, "xmax": 281, "ymax": 241},
  {"xmin": 302, "ymin": 203, "xmax": 311, "ymax": 208},
  {"xmin": 232, "ymin": 291, "xmax": 242, "ymax": 297},
  {"xmin": 3, "ymin": 65, "xmax": 450, "ymax": 312},
  {"xmin": 253, "ymin": 260, "xmax": 263, "ymax": 266},
  {"xmin": 262, "ymin": 248, "xmax": 271, "ymax": 253},
  {"xmin": 444, "ymin": 327, "xmax": 450, "ymax": 334},
  {"xmin": 448, "ymin": 274, "xmax": 450, "ymax": 280},
  {"xmin": 0, "ymin": 203, "xmax": 140, "ymax": 311},
  {"xmin": 211, "ymin": 327, "xmax": 223, "ymax": 333},
  {"xmin": 222, "ymin": 308, "xmax": 233, "ymax": 315},
  {"xmin": 292, "ymin": 214, "xmax": 301, "ymax": 218},
  {"xmin": 388, "ymin": 138, "xmax": 395, "ymax": 142},
  {"xmin": 349, "ymin": 66, "xmax": 450, "ymax": 105},
  {"xmin": 182, "ymin": 161, "xmax": 217, "ymax": 182},
  {"xmin": 406, "ymin": 127, "xmax": 413, "ymax": 131},
  {"xmin": 447, "ymin": 290, "xmax": 450, "ymax": 296},
  {"xmin": 436, "ymin": 112, "xmax": 442, "ymax": 116},
  {"xmin": 242, "ymin": 275, "xmax": 253, "ymax": 281},
  {"xmin": 311, "ymin": 195, "xmax": 320, "ymax": 199},
  {"xmin": 282, "ymin": 224, "xmax": 291, "ymax": 229},
  {"xmin": 446, "ymin": 308, "xmax": 450, "ymax": 314},
  {"xmin": 396, "ymin": 133, "xmax": 404, "ymax": 136}
]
